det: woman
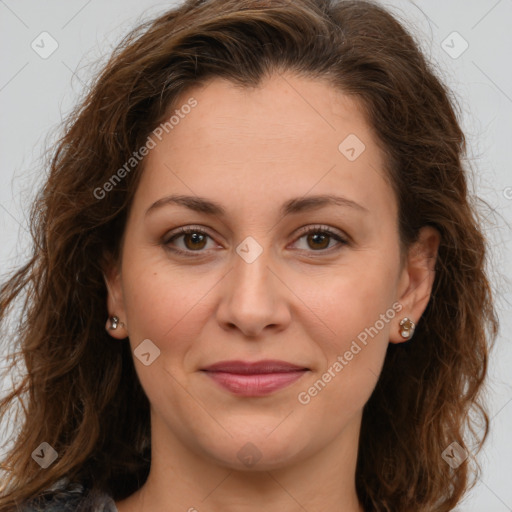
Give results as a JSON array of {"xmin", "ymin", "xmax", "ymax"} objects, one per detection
[{"xmin": 0, "ymin": 0, "xmax": 498, "ymax": 511}]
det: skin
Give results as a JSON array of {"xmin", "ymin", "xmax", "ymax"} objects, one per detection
[{"xmin": 105, "ymin": 72, "xmax": 439, "ymax": 512}]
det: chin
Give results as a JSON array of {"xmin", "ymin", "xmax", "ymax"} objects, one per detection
[{"xmin": 202, "ymin": 431, "xmax": 311, "ymax": 472}]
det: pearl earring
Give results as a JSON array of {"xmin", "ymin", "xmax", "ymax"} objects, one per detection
[
  {"xmin": 399, "ymin": 317, "xmax": 416, "ymax": 339},
  {"xmin": 108, "ymin": 316, "xmax": 124, "ymax": 330}
]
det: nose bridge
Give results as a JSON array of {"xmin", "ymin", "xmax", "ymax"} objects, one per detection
[{"xmin": 216, "ymin": 235, "xmax": 290, "ymax": 336}]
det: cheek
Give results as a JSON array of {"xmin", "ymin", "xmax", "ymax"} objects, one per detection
[
  {"xmin": 297, "ymin": 248, "xmax": 400, "ymax": 350},
  {"xmin": 121, "ymin": 249, "xmax": 216, "ymax": 351},
  {"xmin": 294, "ymin": 250, "xmax": 400, "ymax": 413},
  {"xmin": 330, "ymin": 272, "xmax": 397, "ymax": 345},
  {"xmin": 119, "ymin": 253, "xmax": 212, "ymax": 410}
]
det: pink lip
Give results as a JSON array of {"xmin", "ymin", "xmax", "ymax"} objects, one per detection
[
  {"xmin": 201, "ymin": 359, "xmax": 308, "ymax": 373},
  {"xmin": 200, "ymin": 360, "xmax": 309, "ymax": 397}
]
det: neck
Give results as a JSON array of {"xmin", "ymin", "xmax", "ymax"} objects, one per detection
[{"xmin": 116, "ymin": 411, "xmax": 364, "ymax": 512}]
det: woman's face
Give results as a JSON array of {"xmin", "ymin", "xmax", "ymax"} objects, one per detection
[{"xmin": 105, "ymin": 73, "xmax": 437, "ymax": 470}]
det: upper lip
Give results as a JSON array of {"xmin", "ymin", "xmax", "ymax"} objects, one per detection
[{"xmin": 201, "ymin": 360, "xmax": 309, "ymax": 374}]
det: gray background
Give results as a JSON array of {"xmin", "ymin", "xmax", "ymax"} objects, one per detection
[{"xmin": 0, "ymin": 1, "xmax": 511, "ymax": 509}]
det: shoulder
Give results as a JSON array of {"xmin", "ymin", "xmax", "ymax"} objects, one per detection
[{"xmin": 19, "ymin": 478, "xmax": 117, "ymax": 512}]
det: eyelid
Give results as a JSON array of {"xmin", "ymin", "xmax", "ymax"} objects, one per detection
[
  {"xmin": 292, "ymin": 224, "xmax": 349, "ymax": 242},
  {"xmin": 162, "ymin": 224, "xmax": 349, "ymax": 256},
  {"xmin": 289, "ymin": 224, "xmax": 349, "ymax": 254},
  {"xmin": 162, "ymin": 225, "xmax": 214, "ymax": 245}
]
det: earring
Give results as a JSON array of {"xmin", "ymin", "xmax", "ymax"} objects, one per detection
[
  {"xmin": 399, "ymin": 317, "xmax": 416, "ymax": 339},
  {"xmin": 109, "ymin": 316, "xmax": 120, "ymax": 330}
]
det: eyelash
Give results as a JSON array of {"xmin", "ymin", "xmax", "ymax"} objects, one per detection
[{"xmin": 162, "ymin": 224, "xmax": 349, "ymax": 258}]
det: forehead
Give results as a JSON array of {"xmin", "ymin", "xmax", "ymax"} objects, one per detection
[{"xmin": 132, "ymin": 73, "xmax": 396, "ymax": 224}]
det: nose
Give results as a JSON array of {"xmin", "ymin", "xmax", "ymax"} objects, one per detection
[{"xmin": 215, "ymin": 244, "xmax": 292, "ymax": 338}]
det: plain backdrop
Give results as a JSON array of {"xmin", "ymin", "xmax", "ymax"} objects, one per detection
[{"xmin": 0, "ymin": 1, "xmax": 511, "ymax": 510}]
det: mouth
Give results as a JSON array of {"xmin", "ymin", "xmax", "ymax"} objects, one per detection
[{"xmin": 200, "ymin": 359, "xmax": 310, "ymax": 397}]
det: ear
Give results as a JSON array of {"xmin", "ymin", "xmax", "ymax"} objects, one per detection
[
  {"xmin": 390, "ymin": 226, "xmax": 440, "ymax": 344},
  {"xmin": 102, "ymin": 253, "xmax": 129, "ymax": 339}
]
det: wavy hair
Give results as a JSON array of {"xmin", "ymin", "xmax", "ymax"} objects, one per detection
[{"xmin": 0, "ymin": 0, "xmax": 498, "ymax": 510}]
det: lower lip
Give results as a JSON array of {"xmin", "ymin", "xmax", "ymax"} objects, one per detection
[{"xmin": 202, "ymin": 370, "xmax": 307, "ymax": 396}]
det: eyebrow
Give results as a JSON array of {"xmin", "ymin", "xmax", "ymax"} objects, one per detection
[{"xmin": 145, "ymin": 193, "xmax": 369, "ymax": 218}]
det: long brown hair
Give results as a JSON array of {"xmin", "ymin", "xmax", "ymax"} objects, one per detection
[{"xmin": 0, "ymin": 0, "xmax": 498, "ymax": 510}]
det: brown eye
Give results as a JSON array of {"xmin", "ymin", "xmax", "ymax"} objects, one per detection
[
  {"xmin": 293, "ymin": 226, "xmax": 348, "ymax": 253},
  {"xmin": 306, "ymin": 232, "xmax": 331, "ymax": 250},
  {"xmin": 182, "ymin": 232, "xmax": 208, "ymax": 250},
  {"xmin": 164, "ymin": 227, "xmax": 214, "ymax": 254}
]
